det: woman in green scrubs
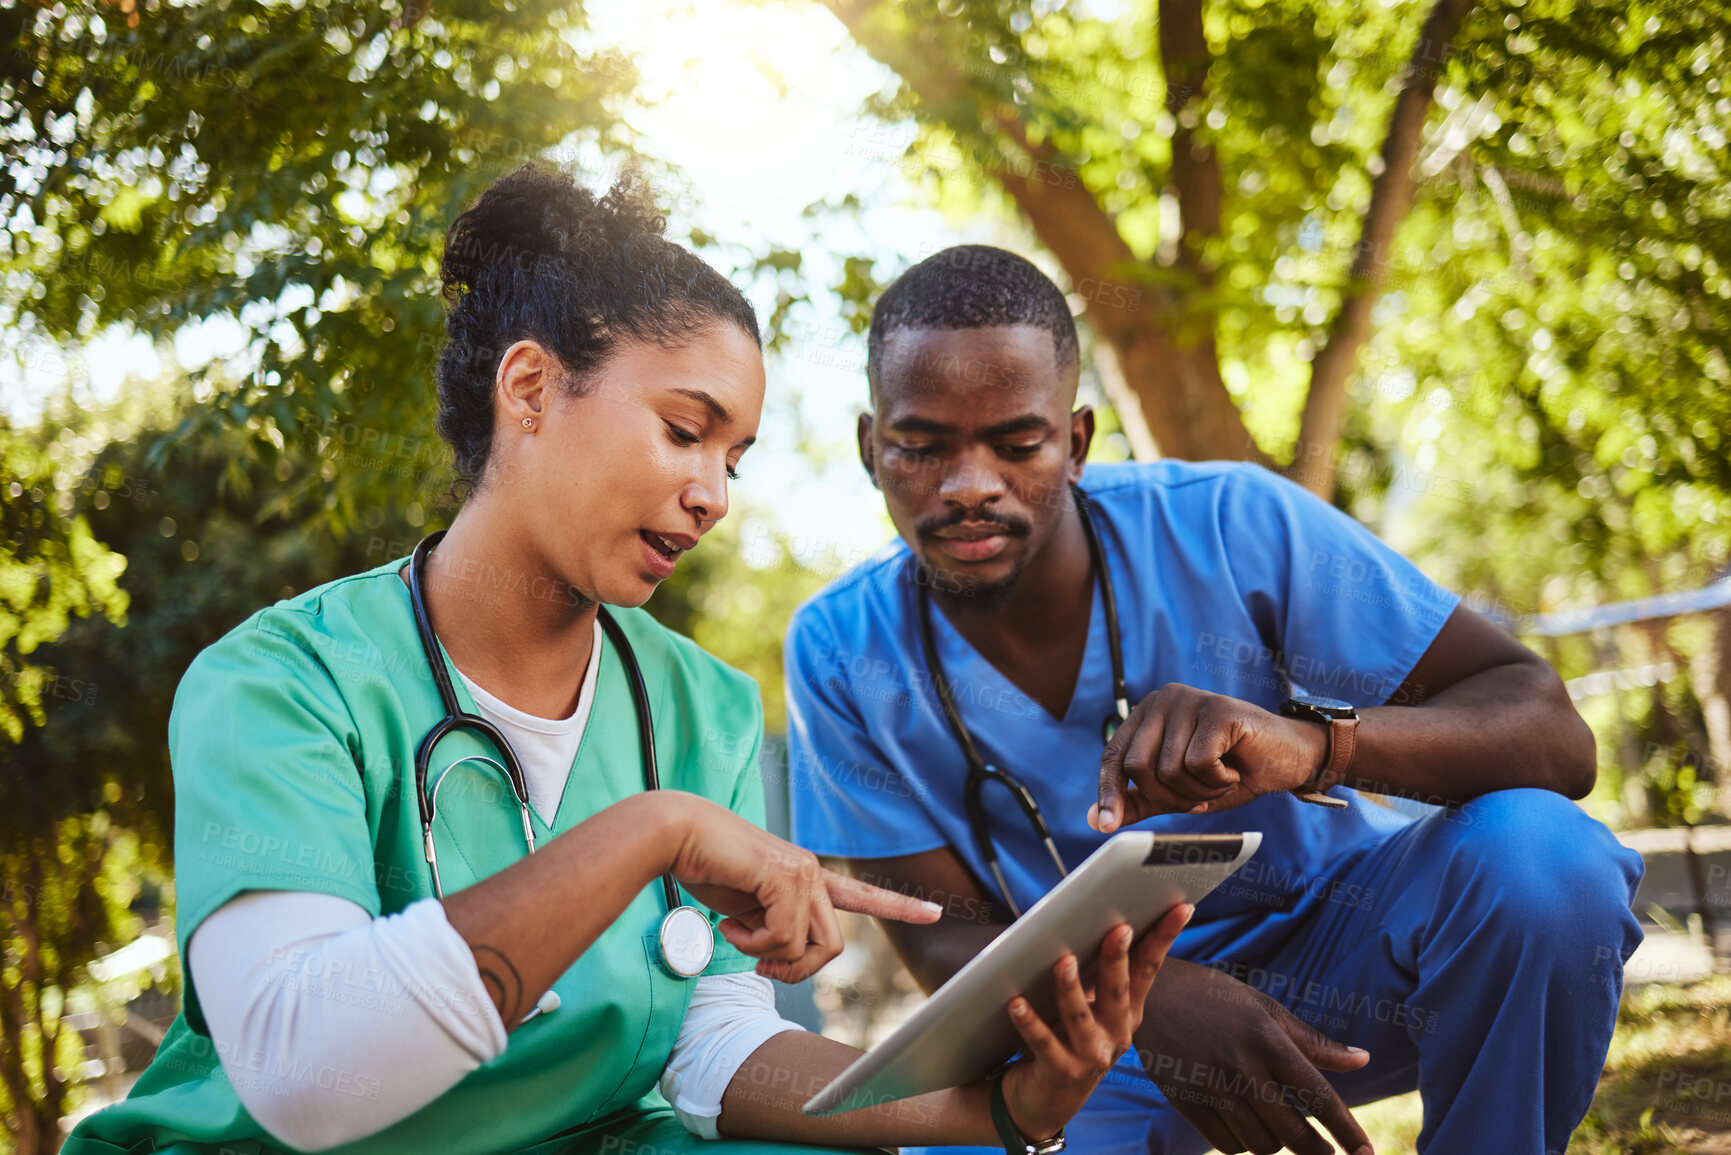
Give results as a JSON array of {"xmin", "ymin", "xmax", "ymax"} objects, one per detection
[{"xmin": 65, "ymin": 164, "xmax": 1184, "ymax": 1155}]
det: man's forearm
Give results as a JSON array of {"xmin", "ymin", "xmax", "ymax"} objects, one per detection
[
  {"xmin": 844, "ymin": 851, "xmax": 1010, "ymax": 995},
  {"xmin": 1321, "ymin": 658, "xmax": 1596, "ymax": 806},
  {"xmin": 898, "ymin": 920, "xmax": 1008, "ymax": 995}
]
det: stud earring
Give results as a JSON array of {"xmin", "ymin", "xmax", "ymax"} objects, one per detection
[{"xmin": 521, "ymin": 417, "xmax": 536, "ymax": 430}]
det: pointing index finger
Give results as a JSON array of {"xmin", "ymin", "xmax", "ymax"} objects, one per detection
[{"xmin": 823, "ymin": 869, "xmax": 943, "ymax": 923}]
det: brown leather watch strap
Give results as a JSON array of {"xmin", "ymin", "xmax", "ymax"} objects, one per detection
[
  {"xmin": 1324, "ymin": 713, "xmax": 1359, "ymax": 781},
  {"xmin": 1293, "ymin": 715, "xmax": 1356, "ymax": 808}
]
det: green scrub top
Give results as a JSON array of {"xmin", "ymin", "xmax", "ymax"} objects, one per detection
[{"xmin": 66, "ymin": 555, "xmax": 868, "ymax": 1155}]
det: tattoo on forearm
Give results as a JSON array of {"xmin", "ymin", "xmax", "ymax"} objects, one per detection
[{"xmin": 472, "ymin": 944, "xmax": 525, "ymax": 1023}]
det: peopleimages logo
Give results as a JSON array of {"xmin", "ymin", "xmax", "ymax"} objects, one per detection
[
  {"xmin": 1221, "ymin": 858, "xmax": 1379, "ymax": 913},
  {"xmin": 1206, "ymin": 961, "xmax": 1441, "ymax": 1037},
  {"xmin": 808, "ymin": 642, "xmax": 1043, "ymax": 722}
]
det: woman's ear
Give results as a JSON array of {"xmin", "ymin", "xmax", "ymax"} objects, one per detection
[{"xmin": 495, "ymin": 340, "xmax": 555, "ymax": 428}]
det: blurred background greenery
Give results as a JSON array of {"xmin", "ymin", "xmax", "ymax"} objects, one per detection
[{"xmin": 1, "ymin": 0, "xmax": 1728, "ymax": 1149}]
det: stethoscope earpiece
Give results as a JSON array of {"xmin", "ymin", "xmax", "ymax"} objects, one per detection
[{"xmin": 520, "ymin": 988, "xmax": 562, "ymax": 1024}]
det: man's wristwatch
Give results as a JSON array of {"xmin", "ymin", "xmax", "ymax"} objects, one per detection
[
  {"xmin": 990, "ymin": 1071, "xmax": 1066, "ymax": 1153},
  {"xmin": 1279, "ymin": 694, "xmax": 1358, "ymax": 809}
]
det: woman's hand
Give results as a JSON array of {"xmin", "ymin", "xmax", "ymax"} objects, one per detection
[
  {"xmin": 997, "ymin": 904, "xmax": 1193, "ymax": 1142},
  {"xmin": 660, "ymin": 792, "xmax": 943, "ymax": 983}
]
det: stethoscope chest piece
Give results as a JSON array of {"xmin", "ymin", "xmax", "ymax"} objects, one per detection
[{"xmin": 657, "ymin": 905, "xmax": 716, "ymax": 978}]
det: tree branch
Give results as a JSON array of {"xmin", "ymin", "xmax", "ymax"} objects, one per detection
[
  {"xmin": 983, "ymin": 110, "xmax": 1153, "ymax": 343},
  {"xmin": 990, "ymin": 117, "xmax": 1263, "ymax": 462},
  {"xmin": 819, "ymin": 0, "xmax": 1265, "ymax": 463},
  {"xmin": 1294, "ymin": 0, "xmax": 1478, "ymax": 496},
  {"xmin": 1158, "ymin": 0, "xmax": 1222, "ymax": 286}
]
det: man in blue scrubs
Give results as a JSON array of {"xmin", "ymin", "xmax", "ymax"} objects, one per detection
[{"xmin": 784, "ymin": 245, "xmax": 1644, "ymax": 1155}]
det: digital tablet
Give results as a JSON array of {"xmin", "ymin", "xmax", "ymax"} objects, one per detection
[{"xmin": 802, "ymin": 831, "xmax": 1262, "ymax": 1117}]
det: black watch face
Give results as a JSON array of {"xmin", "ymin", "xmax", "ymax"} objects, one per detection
[{"xmin": 1293, "ymin": 694, "xmax": 1354, "ymax": 713}]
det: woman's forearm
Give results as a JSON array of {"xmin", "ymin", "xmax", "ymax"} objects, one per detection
[
  {"xmin": 440, "ymin": 790, "xmax": 690, "ymax": 1025},
  {"xmin": 189, "ymin": 891, "xmax": 507, "ymax": 1151},
  {"xmin": 717, "ymin": 1031, "xmax": 998, "ymax": 1148}
]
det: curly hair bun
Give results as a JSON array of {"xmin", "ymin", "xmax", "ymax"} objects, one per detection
[
  {"xmin": 439, "ymin": 165, "xmax": 667, "ymax": 303},
  {"xmin": 434, "ymin": 163, "xmax": 759, "ymax": 486}
]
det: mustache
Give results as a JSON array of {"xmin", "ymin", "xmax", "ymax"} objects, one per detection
[{"xmin": 914, "ymin": 507, "xmax": 1032, "ymax": 540}]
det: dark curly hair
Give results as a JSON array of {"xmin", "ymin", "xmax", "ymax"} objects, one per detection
[
  {"xmin": 436, "ymin": 163, "xmax": 761, "ymax": 485},
  {"xmin": 866, "ymin": 245, "xmax": 1079, "ymax": 395}
]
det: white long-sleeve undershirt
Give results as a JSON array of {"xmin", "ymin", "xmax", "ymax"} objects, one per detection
[
  {"xmin": 189, "ymin": 890, "xmax": 503, "ymax": 1150},
  {"xmin": 185, "ymin": 620, "xmax": 804, "ymax": 1150}
]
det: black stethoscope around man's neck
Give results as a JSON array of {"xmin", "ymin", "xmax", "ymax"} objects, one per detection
[
  {"xmin": 916, "ymin": 484, "xmax": 1129, "ymax": 919},
  {"xmin": 406, "ymin": 531, "xmax": 716, "ymax": 997}
]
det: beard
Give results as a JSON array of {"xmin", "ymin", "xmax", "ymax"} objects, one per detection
[
  {"xmin": 912, "ymin": 505, "xmax": 1036, "ymax": 614},
  {"xmin": 917, "ymin": 550, "xmax": 1035, "ymax": 614}
]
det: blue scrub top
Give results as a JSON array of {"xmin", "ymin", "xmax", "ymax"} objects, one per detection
[{"xmin": 784, "ymin": 461, "xmax": 1461, "ymax": 962}]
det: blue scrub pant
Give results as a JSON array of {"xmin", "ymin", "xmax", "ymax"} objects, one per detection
[{"xmin": 905, "ymin": 789, "xmax": 1645, "ymax": 1155}]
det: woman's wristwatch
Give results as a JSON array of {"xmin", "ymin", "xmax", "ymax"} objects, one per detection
[
  {"xmin": 1278, "ymin": 694, "xmax": 1358, "ymax": 809},
  {"xmin": 989, "ymin": 1071, "xmax": 1066, "ymax": 1154}
]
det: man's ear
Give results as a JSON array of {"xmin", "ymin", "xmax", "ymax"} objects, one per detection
[
  {"xmin": 1068, "ymin": 405, "xmax": 1096, "ymax": 483},
  {"xmin": 858, "ymin": 412, "xmax": 880, "ymax": 489}
]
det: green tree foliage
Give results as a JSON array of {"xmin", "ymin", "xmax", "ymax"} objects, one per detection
[
  {"xmin": 0, "ymin": 15, "xmax": 640, "ymax": 1138},
  {"xmin": 814, "ymin": 0, "xmax": 1729, "ymax": 500},
  {"xmin": 1, "ymin": 0, "xmax": 636, "ymax": 532},
  {"xmin": 1321, "ymin": 2, "xmax": 1731, "ymax": 814},
  {"xmin": 812, "ymin": 0, "xmax": 1730, "ymax": 814},
  {"xmin": 1336, "ymin": 0, "xmax": 1731, "ymax": 599},
  {"xmin": 0, "ymin": 430, "xmax": 126, "ymax": 744},
  {"xmin": 0, "ymin": 420, "xmax": 126, "ymax": 1154},
  {"xmin": 0, "ymin": 814, "xmax": 166, "ymax": 1155},
  {"xmin": 0, "ymin": 384, "xmax": 424, "ymax": 1153}
]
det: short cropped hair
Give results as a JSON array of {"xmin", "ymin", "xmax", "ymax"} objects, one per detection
[{"xmin": 866, "ymin": 245, "xmax": 1079, "ymax": 392}]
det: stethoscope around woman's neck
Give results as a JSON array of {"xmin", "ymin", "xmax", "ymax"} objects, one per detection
[
  {"xmin": 916, "ymin": 483, "xmax": 1130, "ymax": 918},
  {"xmin": 405, "ymin": 531, "xmax": 717, "ymax": 999}
]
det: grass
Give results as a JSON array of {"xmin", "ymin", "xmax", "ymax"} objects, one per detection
[
  {"xmin": 1349, "ymin": 975, "xmax": 1731, "ymax": 1154},
  {"xmin": 1568, "ymin": 974, "xmax": 1731, "ymax": 1154},
  {"xmin": 1355, "ymin": 1090, "xmax": 1423, "ymax": 1151}
]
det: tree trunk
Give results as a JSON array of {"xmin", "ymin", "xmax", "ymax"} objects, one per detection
[
  {"xmin": 1092, "ymin": 340, "xmax": 1160, "ymax": 461},
  {"xmin": 822, "ymin": 0, "xmax": 1475, "ymax": 482},
  {"xmin": 824, "ymin": 0, "xmax": 1264, "ymax": 463},
  {"xmin": 1689, "ymin": 608, "xmax": 1731, "ymax": 816},
  {"xmin": 1294, "ymin": 0, "xmax": 1477, "ymax": 497},
  {"xmin": 2, "ymin": 852, "xmax": 71, "ymax": 1155}
]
